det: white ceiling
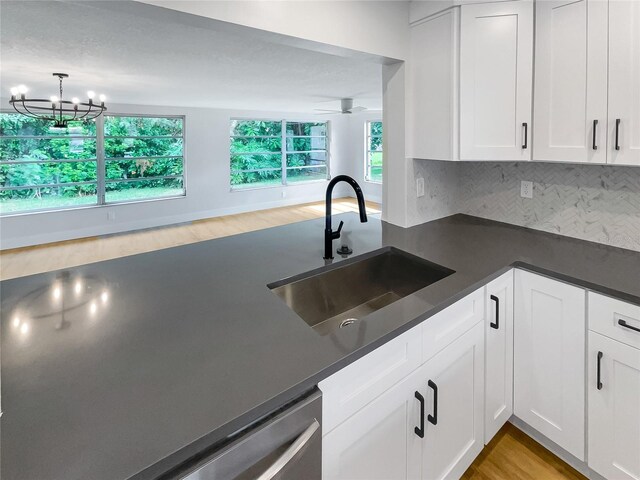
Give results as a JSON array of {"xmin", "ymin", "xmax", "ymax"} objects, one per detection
[{"xmin": 0, "ymin": 1, "xmax": 382, "ymax": 112}]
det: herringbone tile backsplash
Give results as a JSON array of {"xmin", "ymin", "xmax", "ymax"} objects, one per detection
[{"xmin": 412, "ymin": 160, "xmax": 640, "ymax": 252}]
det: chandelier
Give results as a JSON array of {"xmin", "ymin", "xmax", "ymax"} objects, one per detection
[{"xmin": 9, "ymin": 72, "xmax": 107, "ymax": 128}]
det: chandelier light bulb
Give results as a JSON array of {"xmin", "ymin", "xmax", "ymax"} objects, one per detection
[
  {"xmin": 50, "ymin": 95, "xmax": 59, "ymax": 104},
  {"xmin": 20, "ymin": 322, "xmax": 30, "ymax": 335},
  {"xmin": 99, "ymin": 94, "xmax": 106, "ymax": 102},
  {"xmin": 10, "ymin": 87, "xmax": 19, "ymax": 96},
  {"xmin": 71, "ymin": 97, "xmax": 79, "ymax": 104},
  {"xmin": 17, "ymin": 84, "xmax": 28, "ymax": 94},
  {"xmin": 87, "ymin": 90, "xmax": 95, "ymax": 99}
]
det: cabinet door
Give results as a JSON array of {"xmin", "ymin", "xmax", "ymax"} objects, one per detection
[
  {"xmin": 484, "ymin": 270, "xmax": 514, "ymax": 444},
  {"xmin": 422, "ymin": 321, "xmax": 484, "ymax": 480},
  {"xmin": 322, "ymin": 367, "xmax": 423, "ymax": 480},
  {"xmin": 408, "ymin": 8, "xmax": 459, "ymax": 161},
  {"xmin": 533, "ymin": 0, "xmax": 608, "ymax": 163},
  {"xmin": 588, "ymin": 331, "xmax": 640, "ymax": 480},
  {"xmin": 514, "ymin": 270, "xmax": 586, "ymax": 460},
  {"xmin": 459, "ymin": 0, "xmax": 533, "ymax": 161},
  {"xmin": 608, "ymin": 0, "xmax": 640, "ymax": 165}
]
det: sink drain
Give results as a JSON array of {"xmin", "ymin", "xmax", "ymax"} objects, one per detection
[{"xmin": 339, "ymin": 318, "xmax": 359, "ymax": 329}]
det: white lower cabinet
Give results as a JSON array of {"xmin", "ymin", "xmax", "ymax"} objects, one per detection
[
  {"xmin": 484, "ymin": 271, "xmax": 514, "ymax": 444},
  {"xmin": 588, "ymin": 331, "xmax": 640, "ymax": 480},
  {"xmin": 322, "ymin": 312, "xmax": 484, "ymax": 480},
  {"xmin": 421, "ymin": 321, "xmax": 485, "ymax": 480},
  {"xmin": 514, "ymin": 270, "xmax": 586, "ymax": 460},
  {"xmin": 322, "ymin": 366, "xmax": 423, "ymax": 480},
  {"xmin": 322, "ymin": 268, "xmax": 640, "ymax": 479}
]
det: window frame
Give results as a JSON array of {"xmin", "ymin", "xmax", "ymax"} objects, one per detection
[
  {"xmin": 230, "ymin": 118, "xmax": 330, "ymax": 191},
  {"xmin": 0, "ymin": 111, "xmax": 187, "ymax": 217},
  {"xmin": 365, "ymin": 120, "xmax": 383, "ymax": 184}
]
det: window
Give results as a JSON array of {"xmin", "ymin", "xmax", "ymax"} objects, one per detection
[
  {"xmin": 230, "ymin": 119, "xmax": 328, "ymax": 189},
  {"xmin": 365, "ymin": 120, "xmax": 383, "ymax": 183},
  {"xmin": 104, "ymin": 115, "xmax": 185, "ymax": 203},
  {"xmin": 0, "ymin": 113, "xmax": 185, "ymax": 215},
  {"xmin": 0, "ymin": 114, "xmax": 98, "ymax": 214},
  {"xmin": 230, "ymin": 120, "xmax": 283, "ymax": 189},
  {"xmin": 285, "ymin": 122, "xmax": 328, "ymax": 183}
]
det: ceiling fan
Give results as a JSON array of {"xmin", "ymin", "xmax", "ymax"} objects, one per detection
[{"xmin": 314, "ymin": 98, "xmax": 368, "ymax": 115}]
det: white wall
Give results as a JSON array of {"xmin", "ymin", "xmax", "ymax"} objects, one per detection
[
  {"xmin": 138, "ymin": 0, "xmax": 410, "ymax": 61},
  {"xmin": 0, "ymin": 102, "xmax": 354, "ymax": 249},
  {"xmin": 344, "ymin": 112, "xmax": 383, "ymax": 204}
]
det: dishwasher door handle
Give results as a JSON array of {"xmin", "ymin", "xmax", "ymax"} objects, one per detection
[{"xmin": 257, "ymin": 419, "xmax": 320, "ymax": 480}]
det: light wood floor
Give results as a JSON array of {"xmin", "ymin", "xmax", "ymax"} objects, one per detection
[
  {"xmin": 0, "ymin": 198, "xmax": 381, "ymax": 281},
  {"xmin": 462, "ymin": 423, "xmax": 587, "ymax": 480}
]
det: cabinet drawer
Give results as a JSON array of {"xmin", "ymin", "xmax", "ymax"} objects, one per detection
[
  {"xmin": 589, "ymin": 292, "xmax": 640, "ymax": 350},
  {"xmin": 319, "ymin": 325, "xmax": 422, "ymax": 434},
  {"xmin": 422, "ymin": 287, "xmax": 485, "ymax": 363}
]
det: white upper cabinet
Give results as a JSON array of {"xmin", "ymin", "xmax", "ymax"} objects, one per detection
[
  {"xmin": 608, "ymin": 0, "xmax": 640, "ymax": 165},
  {"xmin": 459, "ymin": 0, "xmax": 534, "ymax": 161},
  {"xmin": 513, "ymin": 270, "xmax": 586, "ymax": 461},
  {"xmin": 533, "ymin": 0, "xmax": 608, "ymax": 163},
  {"xmin": 407, "ymin": 8, "xmax": 459, "ymax": 161}
]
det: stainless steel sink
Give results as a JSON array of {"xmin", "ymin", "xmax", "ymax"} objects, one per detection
[{"xmin": 268, "ymin": 247, "xmax": 454, "ymax": 335}]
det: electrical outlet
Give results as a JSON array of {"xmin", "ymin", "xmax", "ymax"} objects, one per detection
[
  {"xmin": 521, "ymin": 181, "xmax": 533, "ymax": 199},
  {"xmin": 416, "ymin": 177, "xmax": 425, "ymax": 198},
  {"xmin": 107, "ymin": 211, "xmax": 116, "ymax": 221},
  {"xmin": 281, "ymin": 190, "xmax": 286, "ymax": 198}
]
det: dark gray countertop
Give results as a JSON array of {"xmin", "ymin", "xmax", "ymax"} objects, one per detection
[{"xmin": 1, "ymin": 213, "xmax": 639, "ymax": 480}]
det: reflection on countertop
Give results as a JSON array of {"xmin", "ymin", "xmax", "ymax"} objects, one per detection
[{"xmin": 8, "ymin": 271, "xmax": 115, "ymax": 340}]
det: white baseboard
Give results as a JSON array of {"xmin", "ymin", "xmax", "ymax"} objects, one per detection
[{"xmin": 1, "ymin": 193, "xmax": 330, "ymax": 249}]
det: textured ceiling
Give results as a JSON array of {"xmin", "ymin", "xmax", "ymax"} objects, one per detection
[{"xmin": 0, "ymin": 1, "xmax": 382, "ymax": 112}]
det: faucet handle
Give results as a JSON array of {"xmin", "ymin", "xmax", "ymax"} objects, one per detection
[{"xmin": 332, "ymin": 220, "xmax": 344, "ymax": 239}]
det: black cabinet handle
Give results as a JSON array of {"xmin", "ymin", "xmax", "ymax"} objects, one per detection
[
  {"xmin": 597, "ymin": 351, "xmax": 603, "ymax": 390},
  {"xmin": 592, "ymin": 119, "xmax": 598, "ymax": 150},
  {"xmin": 618, "ymin": 318, "xmax": 640, "ymax": 333},
  {"xmin": 414, "ymin": 391, "xmax": 425, "ymax": 438},
  {"xmin": 427, "ymin": 380, "xmax": 438, "ymax": 425},
  {"xmin": 615, "ymin": 119, "xmax": 621, "ymax": 150},
  {"xmin": 490, "ymin": 295, "xmax": 500, "ymax": 329},
  {"xmin": 522, "ymin": 122, "xmax": 528, "ymax": 149}
]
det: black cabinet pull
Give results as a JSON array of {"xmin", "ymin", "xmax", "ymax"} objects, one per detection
[
  {"xmin": 427, "ymin": 380, "xmax": 438, "ymax": 425},
  {"xmin": 592, "ymin": 119, "xmax": 598, "ymax": 150},
  {"xmin": 414, "ymin": 391, "xmax": 425, "ymax": 438},
  {"xmin": 490, "ymin": 295, "xmax": 500, "ymax": 329},
  {"xmin": 522, "ymin": 122, "xmax": 528, "ymax": 149},
  {"xmin": 618, "ymin": 318, "xmax": 640, "ymax": 333},
  {"xmin": 597, "ymin": 351, "xmax": 603, "ymax": 390},
  {"xmin": 615, "ymin": 119, "xmax": 621, "ymax": 150}
]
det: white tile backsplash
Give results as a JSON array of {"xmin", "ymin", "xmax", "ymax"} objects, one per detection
[{"xmin": 409, "ymin": 160, "xmax": 640, "ymax": 252}]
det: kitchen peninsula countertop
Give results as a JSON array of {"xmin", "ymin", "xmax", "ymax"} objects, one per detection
[{"xmin": 1, "ymin": 213, "xmax": 638, "ymax": 480}]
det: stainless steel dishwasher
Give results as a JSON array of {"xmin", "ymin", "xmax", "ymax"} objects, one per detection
[{"xmin": 180, "ymin": 389, "xmax": 322, "ymax": 480}]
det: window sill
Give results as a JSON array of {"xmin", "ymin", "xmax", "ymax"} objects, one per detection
[
  {"xmin": 230, "ymin": 178, "xmax": 329, "ymax": 192},
  {"xmin": 0, "ymin": 193, "xmax": 186, "ymax": 218}
]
